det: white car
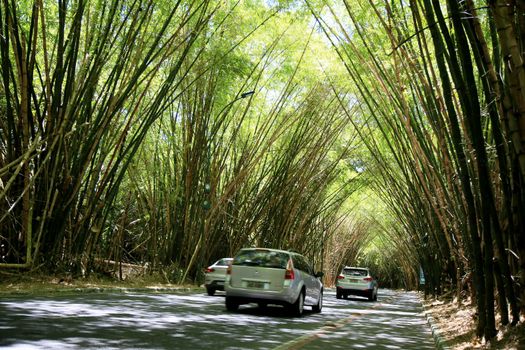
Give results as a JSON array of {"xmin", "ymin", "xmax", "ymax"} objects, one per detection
[
  {"xmin": 335, "ymin": 266, "xmax": 378, "ymax": 301},
  {"xmin": 225, "ymin": 248, "xmax": 323, "ymax": 316},
  {"xmin": 204, "ymin": 258, "xmax": 233, "ymax": 296}
]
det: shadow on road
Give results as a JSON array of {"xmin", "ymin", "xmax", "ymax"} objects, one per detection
[{"xmin": 0, "ymin": 289, "xmax": 436, "ymax": 350}]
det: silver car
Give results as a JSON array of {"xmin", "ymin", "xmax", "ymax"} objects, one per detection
[
  {"xmin": 224, "ymin": 248, "xmax": 323, "ymax": 316},
  {"xmin": 335, "ymin": 266, "xmax": 378, "ymax": 301},
  {"xmin": 204, "ymin": 258, "xmax": 233, "ymax": 296}
]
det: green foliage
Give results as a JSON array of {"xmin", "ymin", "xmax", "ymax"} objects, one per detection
[{"xmin": 10, "ymin": 5, "xmax": 523, "ymax": 336}]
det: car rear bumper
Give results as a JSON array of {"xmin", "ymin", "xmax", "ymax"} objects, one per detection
[
  {"xmin": 205, "ymin": 279, "xmax": 226, "ymax": 290},
  {"xmin": 225, "ymin": 285, "xmax": 298, "ymax": 305},
  {"xmin": 336, "ymin": 286, "xmax": 374, "ymax": 297}
]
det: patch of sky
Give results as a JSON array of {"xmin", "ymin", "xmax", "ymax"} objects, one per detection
[{"xmin": 307, "ymin": 3, "xmax": 355, "ymax": 46}]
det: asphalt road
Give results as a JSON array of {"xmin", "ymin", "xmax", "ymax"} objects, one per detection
[{"xmin": 0, "ymin": 288, "xmax": 436, "ymax": 349}]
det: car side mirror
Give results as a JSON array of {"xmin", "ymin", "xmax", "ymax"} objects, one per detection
[{"xmin": 315, "ymin": 271, "xmax": 324, "ymax": 278}]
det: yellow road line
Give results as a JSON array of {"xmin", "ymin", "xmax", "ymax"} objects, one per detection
[{"xmin": 273, "ymin": 295, "xmax": 396, "ymax": 350}]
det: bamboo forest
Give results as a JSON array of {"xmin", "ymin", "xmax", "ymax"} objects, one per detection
[{"xmin": 1, "ymin": 0, "xmax": 525, "ymax": 345}]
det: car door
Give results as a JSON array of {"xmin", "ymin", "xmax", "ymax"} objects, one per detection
[
  {"xmin": 294, "ymin": 255, "xmax": 318, "ymax": 304},
  {"xmin": 303, "ymin": 257, "xmax": 321, "ymax": 303}
]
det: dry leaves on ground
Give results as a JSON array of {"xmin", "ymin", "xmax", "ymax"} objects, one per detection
[{"xmin": 423, "ymin": 296, "xmax": 525, "ymax": 349}]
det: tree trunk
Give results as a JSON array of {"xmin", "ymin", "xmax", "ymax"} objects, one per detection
[
  {"xmin": 424, "ymin": 0, "xmax": 487, "ymax": 337},
  {"xmin": 463, "ymin": 0, "xmax": 520, "ymax": 325},
  {"xmin": 446, "ymin": 0, "xmax": 498, "ymax": 338}
]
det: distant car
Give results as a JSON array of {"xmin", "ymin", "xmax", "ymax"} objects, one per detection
[
  {"xmin": 224, "ymin": 248, "xmax": 324, "ymax": 316},
  {"xmin": 335, "ymin": 266, "xmax": 378, "ymax": 301},
  {"xmin": 204, "ymin": 258, "xmax": 233, "ymax": 296}
]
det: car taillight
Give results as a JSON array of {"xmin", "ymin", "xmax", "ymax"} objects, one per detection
[
  {"xmin": 363, "ymin": 277, "xmax": 373, "ymax": 282},
  {"xmin": 205, "ymin": 267, "xmax": 215, "ymax": 273},
  {"xmin": 226, "ymin": 265, "xmax": 232, "ymax": 275},
  {"xmin": 285, "ymin": 259, "xmax": 295, "ymax": 280},
  {"xmin": 337, "ymin": 275, "xmax": 345, "ymax": 280}
]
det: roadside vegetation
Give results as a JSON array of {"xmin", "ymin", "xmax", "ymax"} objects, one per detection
[{"xmin": 1, "ymin": 0, "xmax": 524, "ymax": 345}]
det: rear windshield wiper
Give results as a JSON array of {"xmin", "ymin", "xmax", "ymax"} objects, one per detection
[{"xmin": 236, "ymin": 260, "xmax": 260, "ymax": 266}]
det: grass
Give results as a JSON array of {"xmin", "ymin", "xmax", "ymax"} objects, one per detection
[{"xmin": 0, "ymin": 270, "xmax": 200, "ymax": 296}]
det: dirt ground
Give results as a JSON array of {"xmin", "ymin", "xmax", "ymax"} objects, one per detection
[{"xmin": 423, "ymin": 297, "xmax": 525, "ymax": 349}]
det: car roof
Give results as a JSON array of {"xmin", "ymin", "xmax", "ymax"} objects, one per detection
[
  {"xmin": 238, "ymin": 247, "xmax": 295, "ymax": 255},
  {"xmin": 343, "ymin": 266, "xmax": 369, "ymax": 270}
]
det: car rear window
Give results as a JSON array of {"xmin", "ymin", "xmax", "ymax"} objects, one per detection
[
  {"xmin": 216, "ymin": 258, "xmax": 232, "ymax": 266},
  {"xmin": 233, "ymin": 250, "xmax": 288, "ymax": 269},
  {"xmin": 343, "ymin": 268, "xmax": 368, "ymax": 277}
]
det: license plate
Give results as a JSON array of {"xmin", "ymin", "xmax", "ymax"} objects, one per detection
[
  {"xmin": 350, "ymin": 279, "xmax": 359, "ymax": 283},
  {"xmin": 246, "ymin": 281, "xmax": 265, "ymax": 289},
  {"xmin": 217, "ymin": 281, "xmax": 224, "ymax": 286}
]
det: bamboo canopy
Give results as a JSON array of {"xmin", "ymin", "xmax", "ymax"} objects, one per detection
[{"xmin": 1, "ymin": 0, "xmax": 524, "ymax": 342}]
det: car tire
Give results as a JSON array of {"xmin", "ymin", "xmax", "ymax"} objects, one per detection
[
  {"xmin": 336, "ymin": 290, "xmax": 342, "ymax": 299},
  {"xmin": 225, "ymin": 297, "xmax": 239, "ymax": 312},
  {"xmin": 289, "ymin": 291, "xmax": 305, "ymax": 317},
  {"xmin": 312, "ymin": 291, "xmax": 323, "ymax": 313},
  {"xmin": 206, "ymin": 287, "xmax": 215, "ymax": 296},
  {"xmin": 367, "ymin": 290, "xmax": 374, "ymax": 301}
]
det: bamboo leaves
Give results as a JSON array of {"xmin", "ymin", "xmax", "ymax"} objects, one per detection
[
  {"xmin": 0, "ymin": 0, "xmax": 214, "ymax": 269},
  {"xmin": 310, "ymin": 0, "xmax": 525, "ymax": 340}
]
